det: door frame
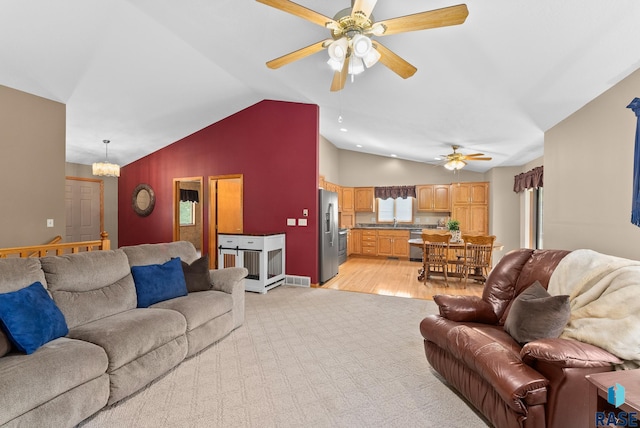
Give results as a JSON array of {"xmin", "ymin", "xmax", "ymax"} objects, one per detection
[
  {"xmin": 172, "ymin": 177, "xmax": 204, "ymax": 252},
  {"xmin": 208, "ymin": 174, "xmax": 243, "ymax": 269}
]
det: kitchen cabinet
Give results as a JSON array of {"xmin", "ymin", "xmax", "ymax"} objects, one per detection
[
  {"xmin": 376, "ymin": 230, "xmax": 409, "ymax": 258},
  {"xmin": 340, "ymin": 212, "xmax": 355, "ymax": 229},
  {"xmin": 416, "ymin": 184, "xmax": 450, "ymax": 212},
  {"xmin": 354, "ymin": 187, "xmax": 375, "ymax": 212},
  {"xmin": 360, "ymin": 230, "xmax": 377, "ymax": 256},
  {"xmin": 450, "ymin": 182, "xmax": 489, "ymax": 235},
  {"xmin": 341, "ymin": 187, "xmax": 354, "ymax": 212},
  {"xmin": 348, "ymin": 229, "xmax": 361, "ymax": 255}
]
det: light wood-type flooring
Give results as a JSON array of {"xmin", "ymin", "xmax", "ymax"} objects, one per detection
[{"xmin": 320, "ymin": 256, "xmax": 484, "ymax": 300}]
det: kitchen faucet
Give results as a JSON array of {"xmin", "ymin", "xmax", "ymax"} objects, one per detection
[{"xmin": 393, "ymin": 217, "xmax": 398, "ymax": 227}]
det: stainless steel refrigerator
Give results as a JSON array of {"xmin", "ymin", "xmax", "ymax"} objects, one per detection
[{"xmin": 319, "ymin": 189, "xmax": 339, "ymax": 284}]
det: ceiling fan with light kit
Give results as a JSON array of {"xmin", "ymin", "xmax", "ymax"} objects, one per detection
[
  {"xmin": 439, "ymin": 145, "xmax": 492, "ymax": 171},
  {"xmin": 256, "ymin": 0, "xmax": 469, "ymax": 91}
]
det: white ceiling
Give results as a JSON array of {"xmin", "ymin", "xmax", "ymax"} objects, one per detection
[{"xmin": 2, "ymin": 0, "xmax": 640, "ymax": 172}]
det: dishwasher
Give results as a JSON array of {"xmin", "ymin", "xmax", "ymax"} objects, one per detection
[{"xmin": 410, "ymin": 229, "xmax": 423, "ymax": 261}]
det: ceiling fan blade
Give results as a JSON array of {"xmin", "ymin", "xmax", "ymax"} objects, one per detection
[
  {"xmin": 256, "ymin": 0, "xmax": 338, "ymax": 29},
  {"xmin": 374, "ymin": 4, "xmax": 469, "ymax": 36},
  {"xmin": 372, "ymin": 42, "xmax": 417, "ymax": 79},
  {"xmin": 266, "ymin": 39, "xmax": 330, "ymax": 69},
  {"xmin": 330, "ymin": 54, "xmax": 350, "ymax": 92},
  {"xmin": 463, "ymin": 153, "xmax": 485, "ymax": 157},
  {"xmin": 352, "ymin": 0, "xmax": 377, "ymax": 20},
  {"xmin": 467, "ymin": 157, "xmax": 492, "ymax": 161}
]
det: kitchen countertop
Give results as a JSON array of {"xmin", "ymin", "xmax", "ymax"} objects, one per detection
[{"xmin": 353, "ymin": 224, "xmax": 443, "ymax": 230}]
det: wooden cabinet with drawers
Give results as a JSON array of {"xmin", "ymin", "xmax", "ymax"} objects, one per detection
[{"xmin": 360, "ymin": 229, "xmax": 377, "ymax": 256}]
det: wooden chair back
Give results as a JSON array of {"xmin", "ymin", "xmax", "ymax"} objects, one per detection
[
  {"xmin": 460, "ymin": 234, "xmax": 496, "ymax": 285},
  {"xmin": 421, "ymin": 232, "xmax": 452, "ymax": 285}
]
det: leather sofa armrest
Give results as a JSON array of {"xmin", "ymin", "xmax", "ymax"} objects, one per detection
[
  {"xmin": 433, "ymin": 294, "xmax": 498, "ymax": 324},
  {"xmin": 209, "ymin": 267, "xmax": 248, "ymax": 294},
  {"xmin": 521, "ymin": 338, "xmax": 623, "ymax": 368}
]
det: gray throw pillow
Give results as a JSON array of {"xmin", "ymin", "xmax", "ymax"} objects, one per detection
[
  {"xmin": 504, "ymin": 281, "xmax": 570, "ymax": 344},
  {"xmin": 181, "ymin": 255, "xmax": 211, "ymax": 293}
]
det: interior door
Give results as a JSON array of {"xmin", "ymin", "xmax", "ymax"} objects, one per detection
[
  {"xmin": 209, "ymin": 175, "xmax": 243, "ymax": 268},
  {"xmin": 65, "ymin": 177, "xmax": 103, "ymax": 242}
]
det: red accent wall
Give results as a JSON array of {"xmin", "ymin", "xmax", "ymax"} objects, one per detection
[{"xmin": 118, "ymin": 100, "xmax": 320, "ymax": 282}]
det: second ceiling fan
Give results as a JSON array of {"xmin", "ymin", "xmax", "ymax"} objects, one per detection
[{"xmin": 257, "ymin": 0, "xmax": 469, "ymax": 91}]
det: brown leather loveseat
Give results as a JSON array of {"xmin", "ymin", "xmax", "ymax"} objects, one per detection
[{"xmin": 420, "ymin": 249, "xmax": 623, "ymax": 428}]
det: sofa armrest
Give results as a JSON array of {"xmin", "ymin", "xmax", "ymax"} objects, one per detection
[
  {"xmin": 209, "ymin": 267, "xmax": 248, "ymax": 294},
  {"xmin": 433, "ymin": 294, "xmax": 498, "ymax": 324},
  {"xmin": 521, "ymin": 338, "xmax": 623, "ymax": 368}
]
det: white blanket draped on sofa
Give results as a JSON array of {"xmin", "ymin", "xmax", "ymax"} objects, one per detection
[{"xmin": 548, "ymin": 249, "xmax": 640, "ymax": 369}]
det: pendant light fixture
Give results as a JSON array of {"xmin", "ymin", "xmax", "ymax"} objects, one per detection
[{"xmin": 92, "ymin": 140, "xmax": 120, "ymax": 177}]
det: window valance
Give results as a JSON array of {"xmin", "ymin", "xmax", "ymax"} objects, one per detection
[
  {"xmin": 374, "ymin": 185, "xmax": 416, "ymax": 200},
  {"xmin": 513, "ymin": 166, "xmax": 543, "ymax": 193},
  {"xmin": 180, "ymin": 189, "xmax": 199, "ymax": 203}
]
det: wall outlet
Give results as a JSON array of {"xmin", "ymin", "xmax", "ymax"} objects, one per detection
[
  {"xmin": 303, "ymin": 209, "xmax": 308, "ymax": 217},
  {"xmin": 298, "ymin": 218, "xmax": 307, "ymax": 226},
  {"xmin": 287, "ymin": 218, "xmax": 296, "ymax": 226},
  {"xmin": 46, "ymin": 219, "xmax": 54, "ymax": 228},
  {"xmin": 371, "ymin": 217, "xmax": 375, "ymax": 222}
]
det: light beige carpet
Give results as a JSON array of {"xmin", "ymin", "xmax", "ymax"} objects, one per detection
[{"xmin": 80, "ymin": 286, "xmax": 489, "ymax": 427}]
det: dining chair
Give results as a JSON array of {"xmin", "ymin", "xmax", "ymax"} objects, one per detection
[
  {"xmin": 421, "ymin": 232, "xmax": 452, "ymax": 286},
  {"xmin": 460, "ymin": 234, "xmax": 496, "ymax": 287}
]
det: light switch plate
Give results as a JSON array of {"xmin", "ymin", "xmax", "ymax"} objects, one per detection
[
  {"xmin": 298, "ymin": 218, "xmax": 307, "ymax": 226},
  {"xmin": 47, "ymin": 219, "xmax": 54, "ymax": 228},
  {"xmin": 287, "ymin": 218, "xmax": 296, "ymax": 226}
]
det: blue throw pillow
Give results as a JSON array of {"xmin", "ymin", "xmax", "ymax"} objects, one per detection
[
  {"xmin": 0, "ymin": 281, "xmax": 69, "ymax": 355},
  {"xmin": 131, "ymin": 257, "xmax": 188, "ymax": 308}
]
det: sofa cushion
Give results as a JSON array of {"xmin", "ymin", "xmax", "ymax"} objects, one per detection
[
  {"xmin": 132, "ymin": 257, "xmax": 188, "ymax": 308},
  {"xmin": 68, "ymin": 308, "xmax": 187, "ymax": 372},
  {"xmin": 0, "ymin": 282, "xmax": 68, "ymax": 354},
  {"xmin": 504, "ymin": 281, "xmax": 570, "ymax": 344},
  {"xmin": 41, "ymin": 249, "xmax": 136, "ymax": 329},
  {"xmin": 151, "ymin": 290, "xmax": 233, "ymax": 331},
  {"xmin": 122, "ymin": 241, "xmax": 198, "ymax": 267},
  {"xmin": 182, "ymin": 255, "xmax": 211, "ymax": 292},
  {"xmin": 0, "ymin": 337, "xmax": 109, "ymax": 425},
  {"xmin": 0, "ymin": 257, "xmax": 47, "ymax": 293}
]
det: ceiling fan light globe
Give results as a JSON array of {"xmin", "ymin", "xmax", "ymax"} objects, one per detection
[
  {"xmin": 348, "ymin": 55, "xmax": 365, "ymax": 75},
  {"xmin": 362, "ymin": 47, "xmax": 381, "ymax": 68},
  {"xmin": 328, "ymin": 38, "xmax": 349, "ymax": 61},
  {"xmin": 444, "ymin": 159, "xmax": 466, "ymax": 170},
  {"xmin": 351, "ymin": 34, "xmax": 372, "ymax": 58},
  {"xmin": 327, "ymin": 57, "xmax": 344, "ymax": 71}
]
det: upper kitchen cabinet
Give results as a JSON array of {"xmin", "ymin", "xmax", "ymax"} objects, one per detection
[
  {"xmin": 451, "ymin": 182, "xmax": 489, "ymax": 235},
  {"xmin": 416, "ymin": 184, "xmax": 450, "ymax": 212},
  {"xmin": 354, "ymin": 187, "xmax": 375, "ymax": 212},
  {"xmin": 451, "ymin": 182, "xmax": 488, "ymax": 205},
  {"xmin": 341, "ymin": 187, "xmax": 354, "ymax": 212}
]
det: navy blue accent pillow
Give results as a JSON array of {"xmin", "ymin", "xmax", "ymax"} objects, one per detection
[
  {"xmin": 131, "ymin": 257, "xmax": 188, "ymax": 308},
  {"xmin": 0, "ymin": 281, "xmax": 69, "ymax": 355}
]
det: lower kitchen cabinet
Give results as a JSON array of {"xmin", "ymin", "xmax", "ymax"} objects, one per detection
[
  {"xmin": 361, "ymin": 230, "xmax": 377, "ymax": 256},
  {"xmin": 376, "ymin": 230, "xmax": 409, "ymax": 258}
]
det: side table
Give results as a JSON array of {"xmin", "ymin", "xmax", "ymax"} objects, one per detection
[{"xmin": 585, "ymin": 369, "xmax": 640, "ymax": 427}]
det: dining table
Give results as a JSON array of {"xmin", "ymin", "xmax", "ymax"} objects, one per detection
[{"xmin": 408, "ymin": 238, "xmax": 504, "ymax": 283}]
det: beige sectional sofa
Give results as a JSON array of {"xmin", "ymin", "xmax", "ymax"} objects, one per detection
[{"xmin": 0, "ymin": 241, "xmax": 247, "ymax": 427}]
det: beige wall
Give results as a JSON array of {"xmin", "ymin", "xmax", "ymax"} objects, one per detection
[
  {"xmin": 319, "ymin": 135, "xmax": 340, "ymax": 184},
  {"xmin": 487, "ymin": 166, "xmax": 521, "ymax": 264},
  {"xmin": 65, "ymin": 162, "xmax": 119, "ymax": 249},
  {"xmin": 544, "ymin": 68, "xmax": 640, "ymax": 259},
  {"xmin": 0, "ymin": 85, "xmax": 66, "ymax": 247}
]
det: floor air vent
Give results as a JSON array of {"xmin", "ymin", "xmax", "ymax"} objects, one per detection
[{"xmin": 285, "ymin": 275, "xmax": 311, "ymax": 287}]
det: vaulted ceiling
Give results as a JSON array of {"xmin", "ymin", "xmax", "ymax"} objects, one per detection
[{"xmin": 2, "ymin": 0, "xmax": 640, "ymax": 172}]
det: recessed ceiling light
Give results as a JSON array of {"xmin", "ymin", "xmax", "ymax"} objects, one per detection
[
  {"xmin": 356, "ymin": 144, "xmax": 363, "ymax": 148},
  {"xmin": 391, "ymin": 154, "xmax": 397, "ymax": 157},
  {"xmin": 340, "ymin": 128, "xmax": 348, "ymax": 132},
  {"xmin": 434, "ymin": 157, "xmax": 442, "ymax": 161}
]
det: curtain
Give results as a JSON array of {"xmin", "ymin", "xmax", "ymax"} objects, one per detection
[
  {"xmin": 513, "ymin": 166, "xmax": 543, "ymax": 193},
  {"xmin": 627, "ymin": 98, "xmax": 640, "ymax": 226},
  {"xmin": 179, "ymin": 189, "xmax": 199, "ymax": 203},
  {"xmin": 374, "ymin": 185, "xmax": 416, "ymax": 200}
]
